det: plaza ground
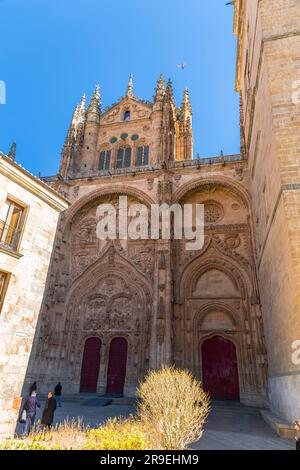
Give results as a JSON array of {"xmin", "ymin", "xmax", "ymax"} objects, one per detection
[{"xmin": 24, "ymin": 396, "xmax": 294, "ymax": 451}]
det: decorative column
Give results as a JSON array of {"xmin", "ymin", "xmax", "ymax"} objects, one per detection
[{"xmin": 149, "ymin": 173, "xmax": 173, "ymax": 369}]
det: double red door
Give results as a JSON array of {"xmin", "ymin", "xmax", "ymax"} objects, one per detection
[
  {"xmin": 106, "ymin": 337, "xmax": 128, "ymax": 395},
  {"xmin": 202, "ymin": 336, "xmax": 240, "ymax": 400},
  {"xmin": 80, "ymin": 337, "xmax": 101, "ymax": 393}
]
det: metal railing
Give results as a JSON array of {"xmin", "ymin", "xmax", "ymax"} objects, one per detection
[{"xmin": 0, "ymin": 219, "xmax": 21, "ymax": 251}]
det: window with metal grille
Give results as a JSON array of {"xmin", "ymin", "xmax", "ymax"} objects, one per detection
[
  {"xmin": 136, "ymin": 146, "xmax": 149, "ymax": 166},
  {"xmin": 0, "ymin": 198, "xmax": 26, "ymax": 251},
  {"xmin": 99, "ymin": 150, "xmax": 111, "ymax": 171},
  {"xmin": 116, "ymin": 147, "xmax": 132, "ymax": 169}
]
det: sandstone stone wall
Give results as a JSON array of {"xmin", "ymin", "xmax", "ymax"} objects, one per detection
[
  {"xmin": 25, "ymin": 156, "xmax": 268, "ymax": 408},
  {"xmin": 0, "ymin": 155, "xmax": 68, "ymax": 436},
  {"xmin": 236, "ymin": 0, "xmax": 300, "ymax": 422}
]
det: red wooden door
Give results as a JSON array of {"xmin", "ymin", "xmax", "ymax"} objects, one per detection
[
  {"xmin": 106, "ymin": 337, "xmax": 128, "ymax": 395},
  {"xmin": 80, "ymin": 337, "xmax": 101, "ymax": 393},
  {"xmin": 202, "ymin": 336, "xmax": 240, "ymax": 400}
]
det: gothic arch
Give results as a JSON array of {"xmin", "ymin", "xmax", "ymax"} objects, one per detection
[
  {"xmin": 179, "ymin": 255, "xmax": 251, "ymax": 300},
  {"xmin": 198, "ymin": 332, "xmax": 242, "ymax": 397},
  {"xmin": 193, "ymin": 302, "xmax": 239, "ymax": 332},
  {"xmin": 64, "ymin": 248, "xmax": 152, "ymax": 376},
  {"xmin": 63, "ymin": 184, "xmax": 155, "ymax": 229},
  {"xmin": 173, "ymin": 175, "xmax": 251, "ymax": 209},
  {"xmin": 191, "ymin": 303, "xmax": 244, "ymax": 393},
  {"xmin": 178, "ymin": 234, "xmax": 252, "ymax": 286},
  {"xmin": 66, "ymin": 245, "xmax": 153, "ymax": 298}
]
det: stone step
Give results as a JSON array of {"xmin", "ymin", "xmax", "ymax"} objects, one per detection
[
  {"xmin": 37, "ymin": 394, "xmax": 136, "ymax": 406},
  {"xmin": 260, "ymin": 410, "xmax": 295, "ymax": 439},
  {"xmin": 210, "ymin": 401, "xmax": 262, "ymax": 415}
]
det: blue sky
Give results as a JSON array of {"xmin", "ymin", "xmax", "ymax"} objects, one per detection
[{"xmin": 0, "ymin": 0, "xmax": 239, "ymax": 176}]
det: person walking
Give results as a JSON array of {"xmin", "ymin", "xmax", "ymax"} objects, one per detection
[
  {"xmin": 21, "ymin": 390, "xmax": 40, "ymax": 436},
  {"xmin": 41, "ymin": 392, "xmax": 57, "ymax": 430},
  {"xmin": 295, "ymin": 421, "xmax": 300, "ymax": 451},
  {"xmin": 54, "ymin": 382, "xmax": 62, "ymax": 407}
]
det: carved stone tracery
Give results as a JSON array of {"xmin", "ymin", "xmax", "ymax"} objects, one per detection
[{"xmin": 32, "ymin": 171, "xmax": 267, "ymax": 404}]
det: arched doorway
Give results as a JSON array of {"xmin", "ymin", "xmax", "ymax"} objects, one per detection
[
  {"xmin": 201, "ymin": 336, "xmax": 240, "ymax": 401},
  {"xmin": 106, "ymin": 337, "xmax": 128, "ymax": 395},
  {"xmin": 80, "ymin": 337, "xmax": 101, "ymax": 393}
]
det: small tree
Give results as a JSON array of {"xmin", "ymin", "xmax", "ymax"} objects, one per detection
[{"xmin": 137, "ymin": 367, "xmax": 210, "ymax": 450}]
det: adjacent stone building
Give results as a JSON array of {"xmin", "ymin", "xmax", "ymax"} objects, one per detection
[
  {"xmin": 0, "ymin": 149, "xmax": 68, "ymax": 436},
  {"xmin": 234, "ymin": 0, "xmax": 300, "ymax": 422}
]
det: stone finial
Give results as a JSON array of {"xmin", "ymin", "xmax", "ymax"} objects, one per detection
[
  {"xmin": 72, "ymin": 94, "xmax": 86, "ymax": 127},
  {"xmin": 126, "ymin": 73, "xmax": 133, "ymax": 98},
  {"xmin": 88, "ymin": 85, "xmax": 101, "ymax": 115},
  {"xmin": 8, "ymin": 142, "xmax": 16, "ymax": 161},
  {"xmin": 79, "ymin": 93, "xmax": 86, "ymax": 113},
  {"xmin": 181, "ymin": 87, "xmax": 192, "ymax": 114},
  {"xmin": 165, "ymin": 78, "xmax": 175, "ymax": 105},
  {"xmin": 154, "ymin": 74, "xmax": 166, "ymax": 101}
]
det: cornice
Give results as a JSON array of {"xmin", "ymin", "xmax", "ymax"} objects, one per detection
[{"xmin": 0, "ymin": 153, "xmax": 69, "ymax": 212}]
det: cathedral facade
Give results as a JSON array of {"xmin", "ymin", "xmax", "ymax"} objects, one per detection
[
  {"xmin": 25, "ymin": 75, "xmax": 268, "ymax": 408},
  {"xmin": 23, "ymin": 0, "xmax": 300, "ymax": 425}
]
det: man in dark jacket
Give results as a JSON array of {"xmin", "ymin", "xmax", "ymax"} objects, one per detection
[
  {"xmin": 41, "ymin": 392, "xmax": 57, "ymax": 429},
  {"xmin": 54, "ymin": 382, "xmax": 62, "ymax": 407},
  {"xmin": 21, "ymin": 390, "xmax": 40, "ymax": 436}
]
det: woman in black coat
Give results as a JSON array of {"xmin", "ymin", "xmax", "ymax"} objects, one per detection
[{"xmin": 41, "ymin": 392, "xmax": 57, "ymax": 429}]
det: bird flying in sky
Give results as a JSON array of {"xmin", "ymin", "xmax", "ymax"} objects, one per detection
[{"xmin": 177, "ymin": 62, "xmax": 187, "ymax": 70}]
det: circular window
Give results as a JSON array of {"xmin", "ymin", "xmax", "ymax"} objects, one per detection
[
  {"xmin": 121, "ymin": 133, "xmax": 128, "ymax": 140},
  {"xmin": 110, "ymin": 137, "xmax": 118, "ymax": 144},
  {"xmin": 231, "ymin": 203, "xmax": 241, "ymax": 211},
  {"xmin": 204, "ymin": 201, "xmax": 224, "ymax": 224},
  {"xmin": 131, "ymin": 134, "xmax": 139, "ymax": 141}
]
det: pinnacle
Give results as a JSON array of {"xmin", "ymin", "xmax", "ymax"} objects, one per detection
[
  {"xmin": 181, "ymin": 87, "xmax": 192, "ymax": 113},
  {"xmin": 126, "ymin": 73, "xmax": 133, "ymax": 98},
  {"xmin": 154, "ymin": 73, "xmax": 166, "ymax": 101},
  {"xmin": 165, "ymin": 78, "xmax": 175, "ymax": 104},
  {"xmin": 88, "ymin": 85, "xmax": 101, "ymax": 114}
]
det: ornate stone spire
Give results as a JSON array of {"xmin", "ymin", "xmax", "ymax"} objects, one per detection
[
  {"xmin": 154, "ymin": 73, "xmax": 166, "ymax": 102},
  {"xmin": 126, "ymin": 73, "xmax": 133, "ymax": 98},
  {"xmin": 181, "ymin": 87, "xmax": 192, "ymax": 114},
  {"xmin": 72, "ymin": 94, "xmax": 86, "ymax": 129},
  {"xmin": 88, "ymin": 85, "xmax": 101, "ymax": 115},
  {"xmin": 79, "ymin": 93, "xmax": 86, "ymax": 114},
  {"xmin": 60, "ymin": 94, "xmax": 87, "ymax": 178},
  {"xmin": 177, "ymin": 87, "xmax": 193, "ymax": 161},
  {"xmin": 8, "ymin": 142, "xmax": 16, "ymax": 161},
  {"xmin": 165, "ymin": 78, "xmax": 175, "ymax": 105}
]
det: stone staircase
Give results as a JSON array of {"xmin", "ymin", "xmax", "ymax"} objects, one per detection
[
  {"xmin": 37, "ymin": 393, "xmax": 136, "ymax": 406},
  {"xmin": 211, "ymin": 400, "xmax": 263, "ymax": 415}
]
